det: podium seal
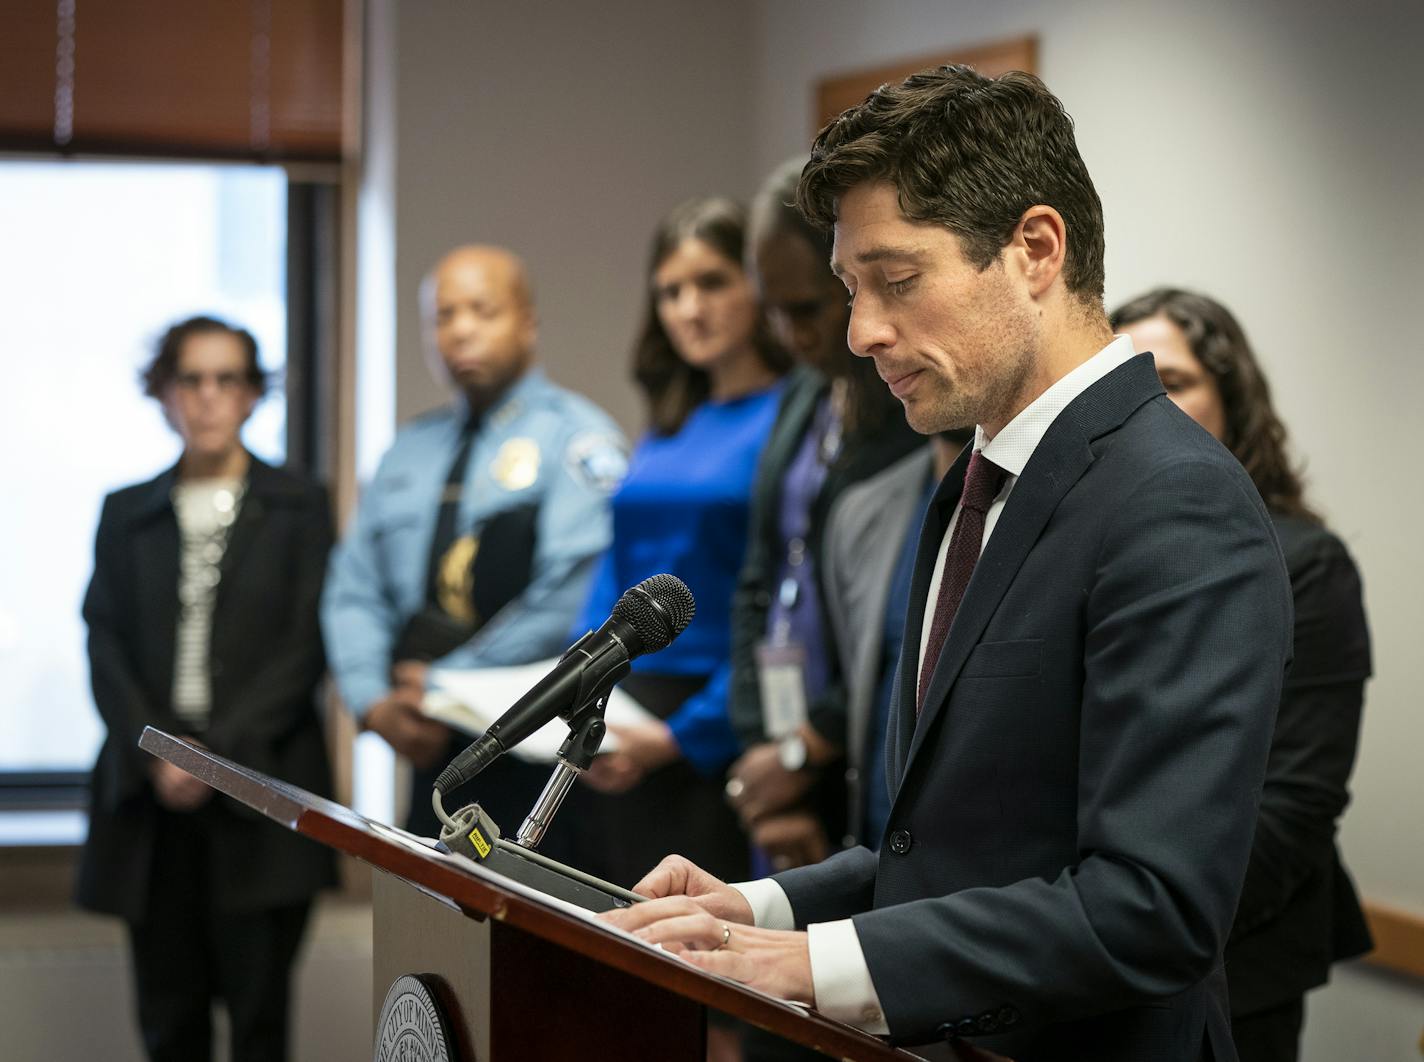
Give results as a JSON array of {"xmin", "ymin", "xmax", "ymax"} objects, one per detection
[{"xmin": 374, "ymin": 973, "xmax": 459, "ymax": 1062}]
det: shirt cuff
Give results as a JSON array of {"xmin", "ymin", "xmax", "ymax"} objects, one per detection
[
  {"xmin": 730, "ymin": 878, "xmax": 795, "ymax": 930},
  {"xmin": 806, "ymin": 920, "xmax": 890, "ymax": 1035}
]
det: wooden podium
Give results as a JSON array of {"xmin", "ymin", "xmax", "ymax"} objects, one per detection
[{"xmin": 139, "ymin": 727, "xmax": 930, "ymax": 1061}]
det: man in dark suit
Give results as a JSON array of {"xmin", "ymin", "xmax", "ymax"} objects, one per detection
[{"xmin": 603, "ymin": 66, "xmax": 1292, "ymax": 1062}]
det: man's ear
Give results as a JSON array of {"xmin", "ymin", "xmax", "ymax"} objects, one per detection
[{"xmin": 1012, "ymin": 205, "xmax": 1067, "ymax": 298}]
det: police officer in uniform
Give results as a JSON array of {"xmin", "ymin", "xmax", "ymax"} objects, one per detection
[{"xmin": 322, "ymin": 245, "xmax": 627, "ymax": 839}]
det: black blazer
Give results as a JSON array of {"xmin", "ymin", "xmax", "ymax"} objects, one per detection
[
  {"xmin": 774, "ymin": 355, "xmax": 1293, "ymax": 1061},
  {"xmin": 77, "ymin": 456, "xmax": 337, "ymax": 922},
  {"xmin": 1225, "ymin": 514, "xmax": 1372, "ymax": 1015},
  {"xmin": 728, "ymin": 364, "xmax": 921, "ymax": 750}
]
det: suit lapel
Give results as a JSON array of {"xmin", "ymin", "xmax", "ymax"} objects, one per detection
[
  {"xmin": 895, "ymin": 354, "xmax": 1167, "ymax": 781},
  {"xmin": 219, "ymin": 458, "xmax": 268, "ymax": 579},
  {"xmin": 889, "ymin": 446, "xmax": 968, "ymax": 775},
  {"xmin": 903, "ymin": 435, "xmax": 1095, "ymax": 770},
  {"xmin": 220, "ymin": 456, "xmax": 305, "ymax": 580}
]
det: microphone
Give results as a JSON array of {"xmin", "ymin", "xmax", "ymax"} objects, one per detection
[{"xmin": 433, "ymin": 574, "xmax": 695, "ymax": 795}]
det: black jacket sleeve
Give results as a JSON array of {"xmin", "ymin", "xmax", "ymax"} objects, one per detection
[
  {"xmin": 1230, "ymin": 521, "xmax": 1370, "ymax": 937},
  {"xmin": 82, "ymin": 494, "xmax": 179, "ymax": 805}
]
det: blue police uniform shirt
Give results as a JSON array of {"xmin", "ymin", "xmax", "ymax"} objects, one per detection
[
  {"xmin": 574, "ymin": 382, "xmax": 784, "ymax": 775},
  {"xmin": 322, "ymin": 368, "xmax": 628, "ymax": 719}
]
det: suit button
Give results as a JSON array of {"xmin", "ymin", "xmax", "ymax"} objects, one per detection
[
  {"xmin": 937, "ymin": 1022, "xmax": 956, "ymax": 1040},
  {"xmin": 955, "ymin": 1018, "xmax": 978, "ymax": 1037},
  {"xmin": 997, "ymin": 1005, "xmax": 1020, "ymax": 1027},
  {"xmin": 976, "ymin": 1011, "xmax": 1000, "ymax": 1034},
  {"xmin": 888, "ymin": 829, "xmax": 912, "ymax": 854}
]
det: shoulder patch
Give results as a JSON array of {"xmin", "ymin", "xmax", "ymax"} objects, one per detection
[{"xmin": 564, "ymin": 432, "xmax": 628, "ymax": 494}]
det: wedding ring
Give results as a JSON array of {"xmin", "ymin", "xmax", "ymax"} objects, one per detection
[
  {"xmin": 717, "ymin": 923, "xmax": 731, "ymax": 950},
  {"xmin": 723, "ymin": 777, "xmax": 745, "ymax": 801}
]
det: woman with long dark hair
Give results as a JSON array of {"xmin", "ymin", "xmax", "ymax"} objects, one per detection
[
  {"xmin": 1113, "ymin": 288, "xmax": 1372, "ymax": 1062},
  {"xmin": 573, "ymin": 198, "xmax": 790, "ymax": 891}
]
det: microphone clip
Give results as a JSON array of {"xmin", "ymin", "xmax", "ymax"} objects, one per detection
[{"xmin": 512, "ymin": 700, "xmax": 609, "ymax": 851}]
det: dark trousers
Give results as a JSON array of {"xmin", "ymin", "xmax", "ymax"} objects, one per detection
[
  {"xmin": 126, "ymin": 810, "xmax": 312, "ymax": 1062},
  {"xmin": 1231, "ymin": 997, "xmax": 1304, "ymax": 1062}
]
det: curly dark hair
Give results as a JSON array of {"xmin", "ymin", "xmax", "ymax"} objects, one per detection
[
  {"xmin": 633, "ymin": 197, "xmax": 791, "ymax": 435},
  {"xmin": 1111, "ymin": 288, "xmax": 1319, "ymax": 523},
  {"xmin": 141, "ymin": 315, "xmax": 268, "ymax": 399},
  {"xmin": 796, "ymin": 64, "xmax": 1106, "ymax": 306}
]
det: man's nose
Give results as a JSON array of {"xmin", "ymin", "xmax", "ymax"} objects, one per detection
[
  {"xmin": 448, "ymin": 308, "xmax": 480, "ymax": 338},
  {"xmin": 846, "ymin": 297, "xmax": 893, "ymax": 357}
]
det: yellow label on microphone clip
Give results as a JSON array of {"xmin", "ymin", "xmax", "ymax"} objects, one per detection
[{"xmin": 468, "ymin": 826, "xmax": 492, "ymax": 859}]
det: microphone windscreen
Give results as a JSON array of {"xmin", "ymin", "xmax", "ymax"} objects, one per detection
[{"xmin": 613, "ymin": 574, "xmax": 695, "ymax": 653}]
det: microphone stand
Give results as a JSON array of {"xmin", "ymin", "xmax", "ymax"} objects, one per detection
[
  {"xmin": 514, "ymin": 698, "xmax": 608, "ymax": 849},
  {"xmin": 432, "ymin": 675, "xmax": 643, "ymax": 911}
]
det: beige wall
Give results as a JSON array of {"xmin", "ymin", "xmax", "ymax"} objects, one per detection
[{"xmin": 386, "ymin": 0, "xmax": 757, "ymax": 434}]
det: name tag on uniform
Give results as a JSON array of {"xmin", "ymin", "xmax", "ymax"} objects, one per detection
[{"xmin": 755, "ymin": 641, "xmax": 809, "ymax": 739}]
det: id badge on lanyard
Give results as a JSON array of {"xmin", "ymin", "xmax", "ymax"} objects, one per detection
[{"xmin": 755, "ymin": 638, "xmax": 809, "ymax": 740}]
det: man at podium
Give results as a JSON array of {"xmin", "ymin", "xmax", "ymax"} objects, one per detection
[{"xmin": 603, "ymin": 66, "xmax": 1290, "ymax": 1062}]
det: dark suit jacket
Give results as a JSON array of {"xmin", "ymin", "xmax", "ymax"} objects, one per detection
[
  {"xmin": 774, "ymin": 355, "xmax": 1293, "ymax": 1061},
  {"xmin": 728, "ymin": 364, "xmax": 921, "ymax": 750},
  {"xmin": 77, "ymin": 456, "xmax": 337, "ymax": 923},
  {"xmin": 1225, "ymin": 514, "xmax": 1372, "ymax": 1015}
]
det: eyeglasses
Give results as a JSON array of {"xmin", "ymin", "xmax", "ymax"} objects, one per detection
[{"xmin": 173, "ymin": 371, "xmax": 250, "ymax": 394}]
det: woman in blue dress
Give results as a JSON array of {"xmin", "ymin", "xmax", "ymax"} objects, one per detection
[{"xmin": 572, "ymin": 197, "xmax": 791, "ymax": 889}]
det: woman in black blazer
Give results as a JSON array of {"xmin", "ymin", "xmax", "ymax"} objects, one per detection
[
  {"xmin": 78, "ymin": 316, "xmax": 336, "ymax": 1062},
  {"xmin": 1114, "ymin": 289, "xmax": 1373, "ymax": 1062}
]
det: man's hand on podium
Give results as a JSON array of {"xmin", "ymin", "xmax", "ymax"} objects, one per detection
[
  {"xmin": 627, "ymin": 854, "xmax": 755, "ymax": 921},
  {"xmin": 599, "ymin": 856, "xmax": 814, "ymax": 1006}
]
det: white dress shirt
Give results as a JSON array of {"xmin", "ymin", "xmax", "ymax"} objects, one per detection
[{"xmin": 733, "ymin": 335, "xmax": 1139, "ymax": 1035}]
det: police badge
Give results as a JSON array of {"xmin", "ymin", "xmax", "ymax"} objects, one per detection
[{"xmin": 489, "ymin": 437, "xmax": 540, "ymax": 491}]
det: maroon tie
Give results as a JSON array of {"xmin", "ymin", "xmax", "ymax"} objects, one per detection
[{"xmin": 917, "ymin": 450, "xmax": 1007, "ymax": 712}]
